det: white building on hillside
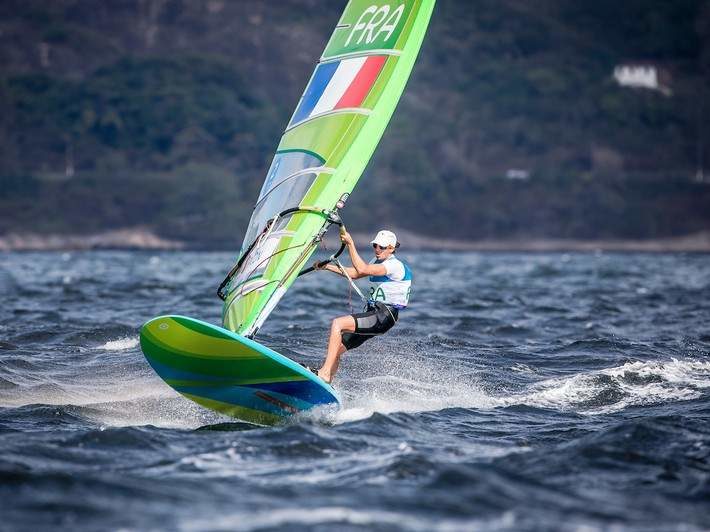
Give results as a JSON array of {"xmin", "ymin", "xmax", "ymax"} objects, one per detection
[{"xmin": 613, "ymin": 64, "xmax": 672, "ymax": 96}]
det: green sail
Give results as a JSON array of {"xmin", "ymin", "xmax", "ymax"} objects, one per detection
[{"xmin": 222, "ymin": 0, "xmax": 436, "ymax": 337}]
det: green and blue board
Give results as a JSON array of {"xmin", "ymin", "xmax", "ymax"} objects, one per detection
[{"xmin": 141, "ymin": 316, "xmax": 340, "ymax": 425}]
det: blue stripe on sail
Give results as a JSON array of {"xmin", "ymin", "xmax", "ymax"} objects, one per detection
[{"xmin": 290, "ymin": 61, "xmax": 340, "ymax": 126}]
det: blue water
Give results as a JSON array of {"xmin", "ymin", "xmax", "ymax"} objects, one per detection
[{"xmin": 1, "ymin": 250, "xmax": 709, "ymax": 531}]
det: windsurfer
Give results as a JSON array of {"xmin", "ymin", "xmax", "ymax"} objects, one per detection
[{"xmin": 314, "ymin": 229, "xmax": 411, "ymax": 383}]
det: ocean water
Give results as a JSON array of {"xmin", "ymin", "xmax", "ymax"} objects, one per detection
[{"xmin": 0, "ymin": 250, "xmax": 708, "ymax": 531}]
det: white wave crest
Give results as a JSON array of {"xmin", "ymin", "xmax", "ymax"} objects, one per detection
[
  {"xmin": 184, "ymin": 506, "xmax": 518, "ymax": 532},
  {"xmin": 100, "ymin": 336, "xmax": 139, "ymax": 351},
  {"xmin": 509, "ymin": 358, "xmax": 710, "ymax": 414}
]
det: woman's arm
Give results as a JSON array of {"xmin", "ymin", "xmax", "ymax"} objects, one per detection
[
  {"xmin": 318, "ymin": 262, "xmax": 359, "ymax": 278},
  {"xmin": 341, "ymin": 230, "xmax": 387, "ymax": 278}
]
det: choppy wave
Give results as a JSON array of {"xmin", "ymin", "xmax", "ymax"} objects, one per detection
[
  {"xmin": 513, "ymin": 358, "xmax": 710, "ymax": 414},
  {"xmin": 1, "ymin": 250, "xmax": 709, "ymax": 531}
]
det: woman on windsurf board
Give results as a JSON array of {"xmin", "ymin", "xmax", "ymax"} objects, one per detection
[{"xmin": 313, "ymin": 229, "xmax": 412, "ymax": 383}]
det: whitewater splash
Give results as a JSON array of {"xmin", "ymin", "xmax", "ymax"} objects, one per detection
[
  {"xmin": 336, "ymin": 373, "xmax": 495, "ymax": 423},
  {"xmin": 0, "ymin": 335, "xmax": 228, "ymax": 429},
  {"xmin": 334, "ymin": 344, "xmax": 496, "ymax": 423},
  {"xmin": 334, "ymin": 351, "xmax": 710, "ymax": 422},
  {"xmin": 101, "ymin": 336, "xmax": 139, "ymax": 351},
  {"xmin": 71, "ymin": 357, "xmax": 710, "ymax": 427},
  {"xmin": 75, "ymin": 396, "xmax": 227, "ymax": 430},
  {"xmin": 1, "ymin": 377, "xmax": 226, "ymax": 430},
  {"xmin": 4, "ymin": 331, "xmax": 708, "ymax": 427}
]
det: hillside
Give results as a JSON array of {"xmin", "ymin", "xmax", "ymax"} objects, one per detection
[{"xmin": 1, "ymin": 0, "xmax": 709, "ymax": 247}]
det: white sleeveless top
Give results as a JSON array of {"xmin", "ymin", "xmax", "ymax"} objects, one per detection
[{"xmin": 368, "ymin": 256, "xmax": 412, "ymax": 308}]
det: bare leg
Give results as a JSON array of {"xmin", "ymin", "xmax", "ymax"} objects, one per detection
[{"xmin": 318, "ymin": 315, "xmax": 355, "ymax": 383}]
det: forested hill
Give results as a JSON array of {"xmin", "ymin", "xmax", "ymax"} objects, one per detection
[{"xmin": 2, "ymin": 0, "xmax": 709, "ymax": 246}]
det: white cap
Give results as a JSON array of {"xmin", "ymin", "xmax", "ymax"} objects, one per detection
[{"xmin": 370, "ymin": 230, "xmax": 397, "ymax": 248}]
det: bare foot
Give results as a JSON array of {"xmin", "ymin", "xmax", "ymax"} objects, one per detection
[{"xmin": 317, "ymin": 369, "xmax": 332, "ymax": 384}]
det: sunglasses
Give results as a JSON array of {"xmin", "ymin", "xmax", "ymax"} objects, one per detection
[{"xmin": 372, "ymin": 244, "xmax": 390, "ymax": 250}]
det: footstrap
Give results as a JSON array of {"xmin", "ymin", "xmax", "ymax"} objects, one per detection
[{"xmin": 298, "ymin": 362, "xmax": 319, "ymax": 377}]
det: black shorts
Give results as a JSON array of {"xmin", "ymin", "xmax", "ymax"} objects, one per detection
[{"xmin": 341, "ymin": 302, "xmax": 399, "ymax": 351}]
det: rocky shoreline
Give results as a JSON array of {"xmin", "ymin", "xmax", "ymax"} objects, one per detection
[
  {"xmin": 1, "ymin": 228, "xmax": 709, "ymax": 253},
  {"xmin": 0, "ymin": 229, "xmax": 184, "ymax": 251}
]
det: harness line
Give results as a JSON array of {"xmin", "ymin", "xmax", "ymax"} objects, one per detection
[{"xmin": 334, "ymin": 258, "xmax": 368, "ymax": 303}]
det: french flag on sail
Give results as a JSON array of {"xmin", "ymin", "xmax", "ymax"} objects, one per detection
[{"xmin": 289, "ymin": 55, "xmax": 387, "ymax": 127}]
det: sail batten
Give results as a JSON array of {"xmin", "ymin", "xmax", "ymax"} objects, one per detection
[
  {"xmin": 285, "ymin": 108, "xmax": 373, "ymax": 132},
  {"xmin": 319, "ymin": 49, "xmax": 403, "ymax": 63},
  {"xmin": 222, "ymin": 0, "xmax": 435, "ymax": 337}
]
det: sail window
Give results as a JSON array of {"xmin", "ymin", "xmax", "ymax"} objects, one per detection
[
  {"xmin": 259, "ymin": 151, "xmax": 324, "ymax": 202},
  {"xmin": 230, "ymin": 230, "xmax": 293, "ymax": 291},
  {"xmin": 241, "ymin": 172, "xmax": 318, "ymax": 255}
]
